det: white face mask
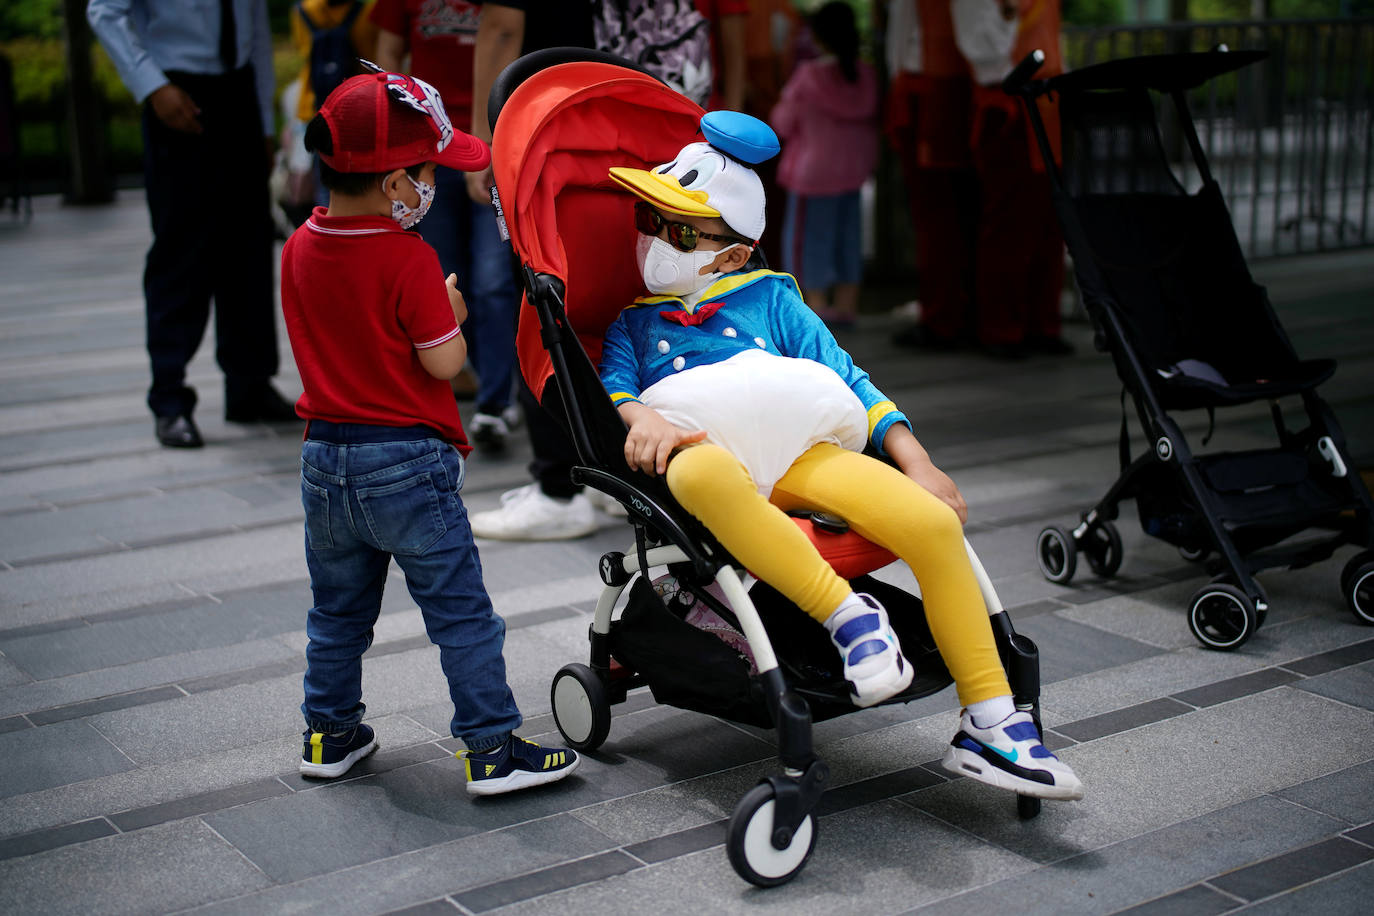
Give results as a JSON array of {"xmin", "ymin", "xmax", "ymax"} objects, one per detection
[
  {"xmin": 637, "ymin": 233, "xmax": 739, "ymax": 297},
  {"xmin": 388, "ymin": 174, "xmax": 435, "ymax": 229}
]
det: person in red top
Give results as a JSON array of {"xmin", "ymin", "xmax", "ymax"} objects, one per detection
[
  {"xmin": 370, "ymin": 0, "xmax": 524, "ymax": 452},
  {"xmin": 282, "ymin": 69, "xmax": 580, "ymax": 795}
]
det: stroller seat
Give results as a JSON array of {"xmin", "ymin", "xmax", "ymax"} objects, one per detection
[{"xmin": 487, "ymin": 48, "xmax": 1053, "ymax": 887}]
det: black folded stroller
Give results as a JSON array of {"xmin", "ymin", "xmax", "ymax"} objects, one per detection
[
  {"xmin": 1004, "ymin": 49, "xmax": 1374, "ymax": 650},
  {"xmin": 486, "ymin": 49, "xmax": 1054, "ymax": 886}
]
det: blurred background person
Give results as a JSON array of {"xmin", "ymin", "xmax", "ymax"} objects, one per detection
[
  {"xmin": 372, "ymin": 0, "xmax": 524, "ymax": 450},
  {"xmin": 771, "ymin": 1, "xmax": 879, "ymax": 329},
  {"xmin": 88, "ymin": 0, "xmax": 297, "ymax": 449}
]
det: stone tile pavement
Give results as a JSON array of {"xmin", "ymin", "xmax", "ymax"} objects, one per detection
[{"xmin": 1, "ymin": 193, "xmax": 1372, "ymax": 915}]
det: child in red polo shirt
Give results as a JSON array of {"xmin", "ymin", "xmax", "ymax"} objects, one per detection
[{"xmin": 280, "ymin": 69, "xmax": 578, "ymax": 795}]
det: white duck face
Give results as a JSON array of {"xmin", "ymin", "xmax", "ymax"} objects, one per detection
[{"xmin": 649, "ymin": 141, "xmax": 765, "ymax": 242}]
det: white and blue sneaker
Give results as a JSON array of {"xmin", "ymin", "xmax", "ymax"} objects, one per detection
[
  {"xmin": 942, "ymin": 709, "xmax": 1084, "ymax": 800},
  {"xmin": 825, "ymin": 593, "xmax": 914, "ymax": 708}
]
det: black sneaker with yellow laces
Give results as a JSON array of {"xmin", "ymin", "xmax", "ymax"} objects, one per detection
[{"xmin": 461, "ymin": 735, "xmax": 579, "ymax": 796}]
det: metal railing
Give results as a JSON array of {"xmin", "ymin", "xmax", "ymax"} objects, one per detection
[{"xmin": 1062, "ymin": 18, "xmax": 1374, "ymax": 258}]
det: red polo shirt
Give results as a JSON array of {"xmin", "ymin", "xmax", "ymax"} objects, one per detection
[{"xmin": 281, "ymin": 209, "xmax": 469, "ymax": 451}]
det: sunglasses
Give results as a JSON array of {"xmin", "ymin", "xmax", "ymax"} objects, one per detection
[{"xmin": 634, "ymin": 201, "xmax": 751, "ymax": 253}]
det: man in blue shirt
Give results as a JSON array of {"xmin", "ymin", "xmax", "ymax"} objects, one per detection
[{"xmin": 88, "ymin": 0, "xmax": 297, "ymax": 447}]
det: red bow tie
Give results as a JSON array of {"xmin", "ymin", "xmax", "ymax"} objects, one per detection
[{"xmin": 659, "ymin": 301, "xmax": 724, "ymax": 327}]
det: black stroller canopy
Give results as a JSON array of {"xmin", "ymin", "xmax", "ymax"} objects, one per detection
[{"xmin": 1044, "ymin": 49, "xmax": 1268, "ymax": 95}]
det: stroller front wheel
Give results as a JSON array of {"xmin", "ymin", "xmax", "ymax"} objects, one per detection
[
  {"xmin": 551, "ymin": 664, "xmax": 612, "ymax": 751},
  {"xmin": 727, "ymin": 783, "xmax": 817, "ymax": 887},
  {"xmin": 1188, "ymin": 583, "xmax": 1258, "ymax": 650},
  {"xmin": 1036, "ymin": 526, "xmax": 1078, "ymax": 584}
]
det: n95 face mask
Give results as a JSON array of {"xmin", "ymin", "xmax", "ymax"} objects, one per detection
[{"xmin": 638, "ymin": 233, "xmax": 738, "ymax": 297}]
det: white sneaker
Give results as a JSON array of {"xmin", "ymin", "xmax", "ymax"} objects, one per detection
[
  {"xmin": 469, "ymin": 412, "xmax": 511, "ymax": 451},
  {"xmin": 585, "ymin": 487, "xmax": 628, "ymax": 518},
  {"xmin": 469, "ymin": 483, "xmax": 598, "ymax": 541},
  {"xmin": 824, "ymin": 593, "xmax": 914, "ymax": 707},
  {"xmin": 942, "ymin": 709, "xmax": 1084, "ymax": 800}
]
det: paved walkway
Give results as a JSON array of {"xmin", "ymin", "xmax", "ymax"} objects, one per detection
[{"xmin": 1, "ymin": 193, "xmax": 1372, "ymax": 916}]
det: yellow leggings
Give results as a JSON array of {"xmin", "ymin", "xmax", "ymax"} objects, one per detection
[{"xmin": 664, "ymin": 441, "xmax": 1010, "ymax": 706}]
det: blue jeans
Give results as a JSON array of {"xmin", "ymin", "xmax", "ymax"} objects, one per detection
[
  {"xmin": 421, "ymin": 167, "xmax": 519, "ymax": 412},
  {"xmin": 299, "ymin": 422, "xmax": 521, "ymax": 750}
]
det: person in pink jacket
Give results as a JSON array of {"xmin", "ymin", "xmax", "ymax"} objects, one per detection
[{"xmin": 769, "ymin": 1, "xmax": 880, "ymax": 329}]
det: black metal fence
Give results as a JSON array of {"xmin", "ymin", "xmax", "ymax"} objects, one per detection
[{"xmin": 1062, "ymin": 17, "xmax": 1374, "ymax": 258}]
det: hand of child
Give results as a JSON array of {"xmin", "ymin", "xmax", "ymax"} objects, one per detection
[
  {"xmin": 446, "ymin": 274, "xmax": 468, "ymax": 326},
  {"xmin": 622, "ymin": 405, "xmax": 707, "ymax": 476},
  {"xmin": 905, "ymin": 461, "xmax": 968, "ymax": 526}
]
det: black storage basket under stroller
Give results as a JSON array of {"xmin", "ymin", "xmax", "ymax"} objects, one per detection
[{"xmin": 1003, "ymin": 49, "xmax": 1374, "ymax": 649}]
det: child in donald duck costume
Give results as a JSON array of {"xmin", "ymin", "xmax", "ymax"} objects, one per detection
[{"xmin": 597, "ymin": 111, "xmax": 1083, "ymax": 801}]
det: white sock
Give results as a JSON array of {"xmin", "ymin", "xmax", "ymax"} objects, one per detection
[
  {"xmin": 822, "ymin": 593, "xmax": 867, "ymax": 635},
  {"xmin": 966, "ymin": 695, "xmax": 1016, "ymax": 728}
]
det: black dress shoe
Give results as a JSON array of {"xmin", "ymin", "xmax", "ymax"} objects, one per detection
[
  {"xmin": 156, "ymin": 414, "xmax": 204, "ymax": 448},
  {"xmin": 225, "ymin": 385, "xmax": 300, "ymax": 423}
]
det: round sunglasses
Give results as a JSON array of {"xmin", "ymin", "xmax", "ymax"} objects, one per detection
[{"xmin": 634, "ymin": 200, "xmax": 751, "ymax": 253}]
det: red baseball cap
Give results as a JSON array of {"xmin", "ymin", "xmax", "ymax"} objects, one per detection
[{"xmin": 317, "ymin": 68, "xmax": 490, "ymax": 174}]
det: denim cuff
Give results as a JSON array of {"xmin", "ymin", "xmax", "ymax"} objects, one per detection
[{"xmin": 464, "ymin": 733, "xmax": 511, "ymax": 754}]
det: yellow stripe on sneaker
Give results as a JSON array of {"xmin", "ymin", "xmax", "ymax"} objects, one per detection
[{"xmin": 309, "ymin": 732, "xmax": 324, "ymax": 765}]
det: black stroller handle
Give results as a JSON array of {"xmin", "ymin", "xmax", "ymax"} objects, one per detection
[
  {"xmin": 487, "ymin": 46, "xmax": 662, "ymax": 135},
  {"xmin": 1002, "ymin": 49, "xmax": 1045, "ymax": 96}
]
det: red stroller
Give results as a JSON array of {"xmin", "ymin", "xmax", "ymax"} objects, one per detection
[{"xmin": 487, "ymin": 48, "xmax": 1049, "ymax": 886}]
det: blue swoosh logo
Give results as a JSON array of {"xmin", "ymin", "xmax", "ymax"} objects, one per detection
[{"xmin": 987, "ymin": 745, "xmax": 1019, "ymax": 764}]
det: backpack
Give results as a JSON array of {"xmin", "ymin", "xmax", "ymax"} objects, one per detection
[
  {"xmin": 299, "ymin": 1, "xmax": 364, "ymax": 109},
  {"xmin": 590, "ymin": 0, "xmax": 713, "ymax": 106}
]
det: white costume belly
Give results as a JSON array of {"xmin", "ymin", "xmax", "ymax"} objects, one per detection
[{"xmin": 640, "ymin": 349, "xmax": 868, "ymax": 495}]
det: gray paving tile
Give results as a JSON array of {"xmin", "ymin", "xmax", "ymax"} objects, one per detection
[
  {"xmin": 1013, "ymin": 613, "xmax": 1165, "ymax": 685},
  {"xmin": 904, "ymin": 690, "xmax": 1374, "ymax": 864},
  {"xmin": 1208, "ymin": 836, "xmax": 1374, "ymax": 902},
  {"xmin": 0, "ymin": 817, "xmax": 118, "ymax": 862},
  {"xmin": 1293, "ymin": 660, "xmax": 1374, "ymax": 711},
  {"xmin": 902, "ymin": 795, "xmax": 1345, "ymax": 916},
  {"xmin": 1056, "ymin": 697, "xmax": 1193, "ymax": 742},
  {"xmin": 381, "ymin": 901, "xmax": 462, "ymax": 916},
  {"xmin": 1347, "ymin": 823, "xmax": 1374, "ymax": 847},
  {"xmin": 1230, "ymin": 860, "xmax": 1374, "ymax": 916},
  {"xmin": 493, "ymin": 799, "xmax": 1032, "ymax": 916},
  {"xmin": 454, "ymin": 850, "xmax": 642, "ymax": 913},
  {"xmin": 1281, "ymin": 638, "xmax": 1374, "ymax": 676},
  {"xmin": 0, "ymin": 714, "xmax": 31, "ymax": 734},
  {"xmin": 1169, "ymin": 668, "xmax": 1303, "ymax": 708},
  {"xmin": 1110, "ymin": 884, "xmax": 1240, "ymax": 916},
  {"xmin": 0, "ymin": 818, "xmax": 272, "ymax": 916},
  {"xmin": 183, "ymin": 814, "xmax": 617, "ymax": 916},
  {"xmin": 109, "ymin": 776, "xmax": 293, "ymax": 832},
  {"xmin": 1274, "ymin": 761, "xmax": 1374, "ymax": 826},
  {"xmin": 27, "ymin": 685, "xmax": 186, "ymax": 726},
  {"xmin": 0, "ymin": 720, "xmax": 136, "ymax": 798}
]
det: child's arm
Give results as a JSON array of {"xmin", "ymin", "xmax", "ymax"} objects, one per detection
[
  {"xmin": 618, "ymin": 401, "xmax": 707, "ymax": 476},
  {"xmin": 882, "ymin": 422, "xmax": 968, "ymax": 525},
  {"xmin": 415, "ymin": 274, "xmax": 469, "ymax": 380}
]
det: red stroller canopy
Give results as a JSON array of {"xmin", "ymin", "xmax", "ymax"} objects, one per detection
[{"xmin": 490, "ymin": 61, "xmax": 705, "ymax": 400}]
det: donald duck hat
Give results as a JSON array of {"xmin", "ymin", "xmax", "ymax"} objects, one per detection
[{"xmin": 609, "ymin": 111, "xmax": 781, "ymax": 244}]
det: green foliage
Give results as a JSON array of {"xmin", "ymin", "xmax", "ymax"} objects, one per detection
[
  {"xmin": 1064, "ymin": 0, "xmax": 1127, "ymax": 25},
  {"xmin": 0, "ymin": 0, "xmax": 62, "ymax": 41}
]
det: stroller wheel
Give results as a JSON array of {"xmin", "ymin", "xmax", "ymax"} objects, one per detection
[
  {"xmin": 727, "ymin": 783, "xmax": 816, "ymax": 887},
  {"xmin": 1341, "ymin": 552, "xmax": 1374, "ymax": 625},
  {"xmin": 1036, "ymin": 526, "xmax": 1078, "ymax": 584},
  {"xmin": 1188, "ymin": 583, "xmax": 1258, "ymax": 650},
  {"xmin": 550, "ymin": 664, "xmax": 612, "ymax": 751},
  {"xmin": 1084, "ymin": 521, "xmax": 1123, "ymax": 578},
  {"xmin": 1179, "ymin": 544, "xmax": 1210, "ymax": 563}
]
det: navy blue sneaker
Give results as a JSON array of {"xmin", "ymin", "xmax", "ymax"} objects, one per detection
[
  {"xmin": 942, "ymin": 710, "xmax": 1084, "ymax": 800},
  {"xmin": 461, "ymin": 736, "xmax": 579, "ymax": 796},
  {"xmin": 299, "ymin": 724, "xmax": 379, "ymax": 779}
]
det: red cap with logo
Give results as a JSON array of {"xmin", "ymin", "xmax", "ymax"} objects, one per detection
[{"xmin": 317, "ymin": 66, "xmax": 490, "ymax": 174}]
